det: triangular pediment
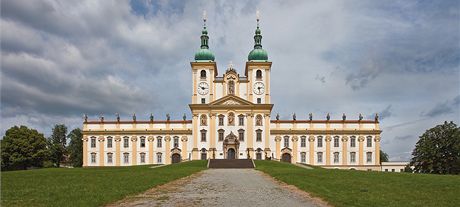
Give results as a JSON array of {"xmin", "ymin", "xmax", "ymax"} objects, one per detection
[{"xmin": 209, "ymin": 95, "xmax": 254, "ymax": 106}]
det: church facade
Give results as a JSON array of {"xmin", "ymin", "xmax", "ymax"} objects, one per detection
[{"xmin": 82, "ymin": 17, "xmax": 382, "ymax": 171}]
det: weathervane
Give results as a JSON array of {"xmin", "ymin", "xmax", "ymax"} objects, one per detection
[
  {"xmin": 256, "ymin": 10, "xmax": 260, "ymax": 26},
  {"xmin": 202, "ymin": 10, "xmax": 207, "ymax": 26},
  {"xmin": 229, "ymin": 61, "xmax": 233, "ymax": 69}
]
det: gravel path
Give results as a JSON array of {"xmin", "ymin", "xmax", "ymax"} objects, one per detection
[{"xmin": 109, "ymin": 169, "xmax": 327, "ymax": 207}]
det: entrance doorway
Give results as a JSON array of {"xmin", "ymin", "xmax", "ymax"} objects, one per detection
[
  {"xmin": 281, "ymin": 153, "xmax": 291, "ymax": 163},
  {"xmin": 227, "ymin": 148, "xmax": 236, "ymax": 159},
  {"xmin": 172, "ymin": 153, "xmax": 181, "ymax": 163},
  {"xmin": 256, "ymin": 152, "xmax": 262, "ymax": 160}
]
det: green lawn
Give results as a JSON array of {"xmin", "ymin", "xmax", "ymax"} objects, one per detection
[
  {"xmin": 1, "ymin": 160, "xmax": 207, "ymax": 207},
  {"xmin": 255, "ymin": 160, "xmax": 460, "ymax": 207}
]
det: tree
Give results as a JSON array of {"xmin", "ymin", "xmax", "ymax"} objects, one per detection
[
  {"xmin": 48, "ymin": 124, "xmax": 67, "ymax": 167},
  {"xmin": 380, "ymin": 150, "xmax": 389, "ymax": 163},
  {"xmin": 410, "ymin": 121, "xmax": 460, "ymax": 174},
  {"xmin": 67, "ymin": 128, "xmax": 83, "ymax": 167},
  {"xmin": 1, "ymin": 126, "xmax": 49, "ymax": 170}
]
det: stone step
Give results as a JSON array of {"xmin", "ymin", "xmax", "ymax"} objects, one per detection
[{"xmin": 208, "ymin": 159, "xmax": 255, "ymax": 169}]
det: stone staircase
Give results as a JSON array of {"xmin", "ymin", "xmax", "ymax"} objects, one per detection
[{"xmin": 208, "ymin": 159, "xmax": 255, "ymax": 169}]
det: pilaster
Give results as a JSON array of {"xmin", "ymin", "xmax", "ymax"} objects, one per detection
[
  {"xmin": 148, "ymin": 136, "xmax": 154, "ymax": 164},
  {"xmin": 342, "ymin": 136, "xmax": 348, "ymax": 165},
  {"xmin": 181, "ymin": 136, "xmax": 188, "ymax": 161},
  {"xmin": 247, "ymin": 113, "xmax": 254, "ymax": 149},
  {"xmin": 131, "ymin": 136, "xmax": 137, "ymax": 165},
  {"xmin": 325, "ymin": 135, "xmax": 331, "ymax": 165},
  {"xmin": 308, "ymin": 136, "xmax": 314, "ymax": 164},
  {"xmin": 375, "ymin": 135, "xmax": 381, "ymax": 165},
  {"xmin": 291, "ymin": 136, "xmax": 299, "ymax": 163},
  {"xmin": 264, "ymin": 114, "xmax": 270, "ymax": 150},
  {"xmin": 115, "ymin": 136, "xmax": 121, "ymax": 166},
  {"xmin": 98, "ymin": 136, "xmax": 104, "ymax": 166},
  {"xmin": 192, "ymin": 114, "xmax": 198, "ymax": 159},
  {"xmin": 275, "ymin": 136, "xmax": 281, "ymax": 160},
  {"xmin": 210, "ymin": 113, "xmax": 216, "ymax": 149},
  {"xmin": 358, "ymin": 135, "xmax": 364, "ymax": 165}
]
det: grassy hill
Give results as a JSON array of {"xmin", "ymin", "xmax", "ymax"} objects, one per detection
[
  {"xmin": 255, "ymin": 160, "xmax": 460, "ymax": 207},
  {"xmin": 1, "ymin": 160, "xmax": 207, "ymax": 207}
]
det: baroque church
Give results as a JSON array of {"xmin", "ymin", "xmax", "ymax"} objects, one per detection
[{"xmin": 82, "ymin": 15, "xmax": 382, "ymax": 171}]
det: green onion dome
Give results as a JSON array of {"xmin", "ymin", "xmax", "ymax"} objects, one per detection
[
  {"xmin": 248, "ymin": 25, "xmax": 268, "ymax": 61},
  {"xmin": 194, "ymin": 27, "xmax": 215, "ymax": 62}
]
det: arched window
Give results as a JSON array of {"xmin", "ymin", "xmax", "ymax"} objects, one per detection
[
  {"xmin": 107, "ymin": 136, "xmax": 113, "ymax": 148},
  {"xmin": 157, "ymin": 153, "xmax": 162, "ymax": 163},
  {"xmin": 228, "ymin": 112, "xmax": 235, "ymax": 126},
  {"xmin": 201, "ymin": 148, "xmax": 207, "ymax": 160},
  {"xmin": 200, "ymin": 114, "xmax": 207, "ymax": 126},
  {"xmin": 256, "ymin": 70, "xmax": 262, "ymax": 79},
  {"xmin": 91, "ymin": 152, "xmax": 96, "ymax": 163},
  {"xmin": 123, "ymin": 136, "xmax": 129, "ymax": 148},
  {"xmin": 200, "ymin": 70, "xmax": 206, "ymax": 78},
  {"xmin": 173, "ymin": 136, "xmax": 179, "ymax": 148},
  {"xmin": 90, "ymin": 137, "xmax": 96, "ymax": 148},
  {"xmin": 255, "ymin": 114, "xmax": 263, "ymax": 126},
  {"xmin": 284, "ymin": 136, "xmax": 289, "ymax": 148}
]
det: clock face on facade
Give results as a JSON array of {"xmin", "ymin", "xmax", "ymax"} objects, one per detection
[
  {"xmin": 253, "ymin": 82, "xmax": 265, "ymax": 95},
  {"xmin": 198, "ymin": 82, "xmax": 209, "ymax": 95}
]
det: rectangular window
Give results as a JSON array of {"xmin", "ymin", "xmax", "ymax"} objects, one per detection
[
  {"xmin": 107, "ymin": 153, "xmax": 113, "ymax": 163},
  {"xmin": 301, "ymin": 153, "xmax": 306, "ymax": 163},
  {"xmin": 107, "ymin": 138, "xmax": 112, "ymax": 148},
  {"xmin": 123, "ymin": 137, "xmax": 129, "ymax": 148},
  {"xmin": 157, "ymin": 154, "xmax": 162, "ymax": 163},
  {"xmin": 367, "ymin": 137, "xmax": 372, "ymax": 147},
  {"xmin": 334, "ymin": 152, "xmax": 339, "ymax": 163},
  {"xmin": 366, "ymin": 152, "xmax": 372, "ymax": 163},
  {"xmin": 91, "ymin": 138, "xmax": 96, "ymax": 148},
  {"xmin": 350, "ymin": 138, "xmax": 356, "ymax": 148},
  {"xmin": 218, "ymin": 131, "xmax": 224, "ymax": 141},
  {"xmin": 350, "ymin": 152, "xmax": 356, "ymax": 163},
  {"xmin": 218, "ymin": 116, "xmax": 224, "ymax": 126},
  {"xmin": 400, "ymin": 169, "xmax": 403, "ymax": 172},
  {"xmin": 256, "ymin": 130, "xmax": 262, "ymax": 142},
  {"xmin": 140, "ymin": 153, "xmax": 145, "ymax": 163},
  {"xmin": 123, "ymin": 153, "xmax": 129, "ymax": 164},
  {"xmin": 140, "ymin": 138, "xmax": 146, "ymax": 148},
  {"xmin": 238, "ymin": 131, "xmax": 244, "ymax": 141},
  {"xmin": 157, "ymin": 138, "xmax": 162, "ymax": 148},
  {"xmin": 301, "ymin": 137, "xmax": 306, "ymax": 147},
  {"xmin": 201, "ymin": 98, "xmax": 205, "ymax": 104},
  {"xmin": 334, "ymin": 138, "xmax": 339, "ymax": 147},
  {"xmin": 201, "ymin": 131, "xmax": 206, "ymax": 142},
  {"xmin": 284, "ymin": 137, "xmax": 289, "ymax": 148},
  {"xmin": 257, "ymin": 98, "xmax": 261, "ymax": 104},
  {"xmin": 317, "ymin": 152, "xmax": 323, "ymax": 163},
  {"xmin": 385, "ymin": 169, "xmax": 388, "ymax": 172},
  {"xmin": 317, "ymin": 137, "xmax": 323, "ymax": 148},
  {"xmin": 239, "ymin": 116, "xmax": 244, "ymax": 126},
  {"xmin": 91, "ymin": 153, "xmax": 96, "ymax": 163},
  {"xmin": 174, "ymin": 138, "xmax": 179, "ymax": 148},
  {"xmin": 392, "ymin": 169, "xmax": 395, "ymax": 172}
]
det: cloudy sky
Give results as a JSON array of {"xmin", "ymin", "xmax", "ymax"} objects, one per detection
[{"xmin": 1, "ymin": 0, "xmax": 459, "ymax": 160}]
